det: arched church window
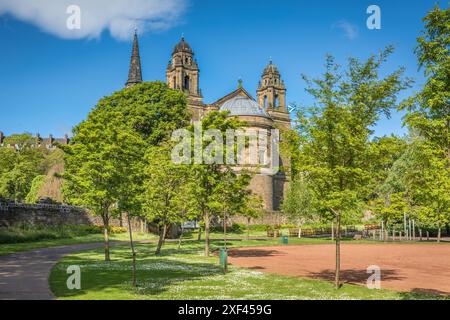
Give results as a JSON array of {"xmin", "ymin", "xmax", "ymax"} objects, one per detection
[
  {"xmin": 274, "ymin": 94, "xmax": 279, "ymax": 108},
  {"xmin": 173, "ymin": 77, "xmax": 177, "ymax": 89},
  {"xmin": 264, "ymin": 96, "xmax": 268, "ymax": 108},
  {"xmin": 184, "ymin": 75, "xmax": 190, "ymax": 91}
]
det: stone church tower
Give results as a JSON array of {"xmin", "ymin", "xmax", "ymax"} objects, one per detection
[
  {"xmin": 257, "ymin": 61, "xmax": 290, "ymax": 129},
  {"xmin": 166, "ymin": 37, "xmax": 204, "ymax": 119}
]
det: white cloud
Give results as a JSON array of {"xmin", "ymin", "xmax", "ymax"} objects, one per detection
[
  {"xmin": 333, "ymin": 20, "xmax": 359, "ymax": 40},
  {"xmin": 0, "ymin": 0, "xmax": 188, "ymax": 40}
]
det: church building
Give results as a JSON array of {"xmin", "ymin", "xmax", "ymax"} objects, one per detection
[{"xmin": 125, "ymin": 33, "xmax": 291, "ymax": 212}]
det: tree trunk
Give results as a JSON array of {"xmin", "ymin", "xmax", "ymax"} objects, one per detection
[
  {"xmin": 178, "ymin": 227, "xmax": 184, "ymax": 250},
  {"xmin": 223, "ymin": 210, "xmax": 227, "ymax": 250},
  {"xmin": 247, "ymin": 217, "xmax": 251, "ymax": 240},
  {"xmin": 335, "ymin": 211, "xmax": 341, "ymax": 289},
  {"xmin": 119, "ymin": 212, "xmax": 123, "ymax": 227},
  {"xmin": 102, "ymin": 214, "xmax": 110, "ymax": 261},
  {"xmin": 127, "ymin": 213, "xmax": 136, "ymax": 287},
  {"xmin": 155, "ymin": 224, "xmax": 168, "ymax": 255},
  {"xmin": 197, "ymin": 226, "xmax": 202, "ymax": 241},
  {"xmin": 437, "ymin": 227, "xmax": 441, "ymax": 243},
  {"xmin": 204, "ymin": 211, "xmax": 210, "ymax": 257}
]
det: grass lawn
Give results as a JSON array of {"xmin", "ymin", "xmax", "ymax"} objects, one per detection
[
  {"xmin": 0, "ymin": 232, "xmax": 158, "ymax": 256},
  {"xmin": 49, "ymin": 239, "xmax": 444, "ymax": 300}
]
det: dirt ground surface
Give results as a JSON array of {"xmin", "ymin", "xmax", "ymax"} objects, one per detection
[{"xmin": 228, "ymin": 243, "xmax": 450, "ymax": 296}]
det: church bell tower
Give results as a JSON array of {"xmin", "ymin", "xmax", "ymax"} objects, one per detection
[
  {"xmin": 256, "ymin": 60, "xmax": 290, "ymax": 128},
  {"xmin": 166, "ymin": 37, "xmax": 203, "ymax": 105}
]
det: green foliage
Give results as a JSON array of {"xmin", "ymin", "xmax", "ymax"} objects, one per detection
[
  {"xmin": 142, "ymin": 144, "xmax": 194, "ymax": 227},
  {"xmin": 370, "ymin": 192, "xmax": 409, "ymax": 228},
  {"xmin": 297, "ymin": 48, "xmax": 410, "ymax": 221},
  {"xmin": 187, "ymin": 111, "xmax": 249, "ymax": 254},
  {"xmin": 0, "ymin": 225, "xmax": 110, "ymax": 244},
  {"xmin": 396, "ymin": 5, "xmax": 450, "ymax": 231},
  {"xmin": 25, "ymin": 175, "xmax": 46, "ymax": 203},
  {"xmin": 96, "ymin": 81, "xmax": 190, "ymax": 145},
  {"xmin": 0, "ymin": 143, "xmax": 46, "ymax": 202},
  {"xmin": 281, "ymin": 175, "xmax": 317, "ymax": 225},
  {"xmin": 241, "ymin": 194, "xmax": 265, "ymax": 221},
  {"xmin": 3, "ymin": 133, "xmax": 35, "ymax": 146}
]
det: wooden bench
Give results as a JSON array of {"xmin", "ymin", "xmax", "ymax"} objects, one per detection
[
  {"xmin": 289, "ymin": 228, "xmax": 299, "ymax": 237},
  {"xmin": 364, "ymin": 224, "xmax": 380, "ymax": 231},
  {"xmin": 301, "ymin": 228, "xmax": 314, "ymax": 236}
]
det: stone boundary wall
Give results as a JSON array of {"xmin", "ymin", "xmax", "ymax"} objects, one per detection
[{"xmin": 0, "ymin": 203, "xmax": 141, "ymax": 231}]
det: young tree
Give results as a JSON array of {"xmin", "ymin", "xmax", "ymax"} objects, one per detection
[
  {"xmin": 402, "ymin": 140, "xmax": 450, "ymax": 241},
  {"xmin": 188, "ymin": 111, "xmax": 243, "ymax": 256},
  {"xmin": 399, "ymin": 5, "xmax": 450, "ymax": 238},
  {"xmin": 63, "ymin": 110, "xmax": 144, "ymax": 261},
  {"xmin": 143, "ymin": 144, "xmax": 194, "ymax": 255},
  {"xmin": 298, "ymin": 48, "xmax": 410, "ymax": 288},
  {"xmin": 211, "ymin": 168, "xmax": 251, "ymax": 248},
  {"xmin": 281, "ymin": 175, "xmax": 318, "ymax": 230},
  {"xmin": 241, "ymin": 194, "xmax": 265, "ymax": 240},
  {"xmin": 63, "ymin": 81, "xmax": 190, "ymax": 261}
]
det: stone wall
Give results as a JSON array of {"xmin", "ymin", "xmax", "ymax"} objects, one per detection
[{"xmin": 0, "ymin": 203, "xmax": 141, "ymax": 231}]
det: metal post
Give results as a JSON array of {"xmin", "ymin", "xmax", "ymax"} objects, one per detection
[
  {"xmin": 404, "ymin": 213, "xmax": 407, "ymax": 240},
  {"xmin": 409, "ymin": 219, "xmax": 412, "ymax": 241},
  {"xmin": 331, "ymin": 222, "xmax": 334, "ymax": 241}
]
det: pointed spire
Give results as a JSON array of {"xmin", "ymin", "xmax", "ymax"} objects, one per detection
[{"xmin": 125, "ymin": 30, "xmax": 143, "ymax": 88}]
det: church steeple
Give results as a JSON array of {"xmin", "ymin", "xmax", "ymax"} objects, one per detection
[{"xmin": 125, "ymin": 31, "xmax": 143, "ymax": 88}]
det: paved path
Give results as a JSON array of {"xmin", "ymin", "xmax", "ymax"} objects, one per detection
[{"xmin": 0, "ymin": 242, "xmax": 121, "ymax": 300}]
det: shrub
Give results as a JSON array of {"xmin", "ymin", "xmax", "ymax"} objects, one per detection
[{"xmin": 0, "ymin": 224, "xmax": 122, "ymax": 244}]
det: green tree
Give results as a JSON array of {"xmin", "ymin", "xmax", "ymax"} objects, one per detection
[
  {"xmin": 211, "ymin": 168, "xmax": 252, "ymax": 249},
  {"xmin": 97, "ymin": 82, "xmax": 190, "ymax": 145},
  {"xmin": 63, "ymin": 110, "xmax": 144, "ymax": 261},
  {"xmin": 401, "ymin": 5, "xmax": 450, "ymax": 163},
  {"xmin": 63, "ymin": 82, "xmax": 190, "ymax": 261},
  {"xmin": 399, "ymin": 5, "xmax": 450, "ymax": 238},
  {"xmin": 0, "ymin": 135, "xmax": 46, "ymax": 202},
  {"xmin": 402, "ymin": 140, "xmax": 450, "ymax": 241},
  {"xmin": 241, "ymin": 194, "xmax": 264, "ymax": 240},
  {"xmin": 188, "ymin": 111, "xmax": 243, "ymax": 256},
  {"xmin": 298, "ymin": 48, "xmax": 410, "ymax": 288},
  {"xmin": 281, "ymin": 175, "xmax": 318, "ymax": 228},
  {"xmin": 143, "ymin": 144, "xmax": 194, "ymax": 254}
]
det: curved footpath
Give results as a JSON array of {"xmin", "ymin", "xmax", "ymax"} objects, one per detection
[{"xmin": 0, "ymin": 242, "xmax": 123, "ymax": 300}]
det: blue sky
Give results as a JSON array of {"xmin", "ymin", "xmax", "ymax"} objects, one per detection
[{"xmin": 0, "ymin": 0, "xmax": 442, "ymax": 138}]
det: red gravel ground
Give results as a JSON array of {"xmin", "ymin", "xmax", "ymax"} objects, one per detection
[{"xmin": 228, "ymin": 243, "xmax": 450, "ymax": 295}]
